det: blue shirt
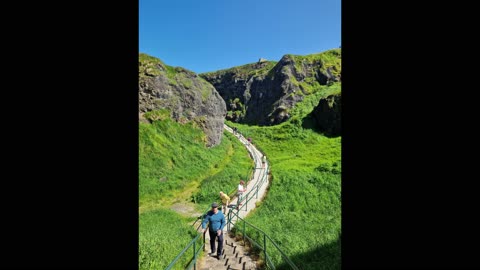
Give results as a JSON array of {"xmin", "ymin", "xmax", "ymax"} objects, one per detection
[{"xmin": 201, "ymin": 210, "xmax": 225, "ymax": 232}]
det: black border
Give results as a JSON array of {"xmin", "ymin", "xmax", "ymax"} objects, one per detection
[
  {"xmin": 3, "ymin": 0, "xmax": 478, "ymax": 268},
  {"xmin": 3, "ymin": 1, "xmax": 139, "ymax": 268},
  {"xmin": 342, "ymin": 0, "xmax": 478, "ymax": 268}
]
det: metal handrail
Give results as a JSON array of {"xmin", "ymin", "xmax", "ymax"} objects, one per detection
[
  {"xmin": 166, "ymin": 132, "xmax": 254, "ymax": 270},
  {"xmin": 165, "ymin": 230, "xmax": 205, "ymax": 270},
  {"xmin": 235, "ymin": 162, "xmax": 268, "ymax": 212},
  {"xmin": 192, "ymin": 166, "xmax": 252, "ymax": 228},
  {"xmin": 224, "ymin": 124, "xmax": 298, "ymax": 270},
  {"xmin": 227, "ymin": 207, "xmax": 299, "ymax": 270},
  {"xmin": 165, "ymin": 124, "xmax": 298, "ymax": 270}
]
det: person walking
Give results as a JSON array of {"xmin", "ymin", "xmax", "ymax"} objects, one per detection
[
  {"xmin": 201, "ymin": 202, "xmax": 225, "ymax": 260},
  {"xmin": 219, "ymin": 191, "xmax": 230, "ymax": 215},
  {"xmin": 262, "ymin": 154, "xmax": 267, "ymax": 169},
  {"xmin": 237, "ymin": 180, "xmax": 246, "ymax": 207}
]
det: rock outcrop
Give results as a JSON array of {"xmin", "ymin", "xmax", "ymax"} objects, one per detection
[
  {"xmin": 200, "ymin": 49, "xmax": 341, "ymax": 126},
  {"xmin": 312, "ymin": 93, "xmax": 341, "ymax": 137},
  {"xmin": 139, "ymin": 53, "xmax": 226, "ymax": 146}
]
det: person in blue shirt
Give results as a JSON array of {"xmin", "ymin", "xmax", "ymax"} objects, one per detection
[{"xmin": 201, "ymin": 202, "xmax": 226, "ymax": 260}]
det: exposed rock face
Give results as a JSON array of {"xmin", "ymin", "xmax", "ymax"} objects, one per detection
[
  {"xmin": 312, "ymin": 94, "xmax": 341, "ymax": 137},
  {"xmin": 200, "ymin": 49, "xmax": 341, "ymax": 126},
  {"xmin": 139, "ymin": 53, "xmax": 226, "ymax": 146}
]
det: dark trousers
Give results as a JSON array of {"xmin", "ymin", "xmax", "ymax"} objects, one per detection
[{"xmin": 209, "ymin": 230, "xmax": 224, "ymax": 256}]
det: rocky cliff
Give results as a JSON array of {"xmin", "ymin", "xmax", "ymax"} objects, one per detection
[
  {"xmin": 312, "ymin": 93, "xmax": 341, "ymax": 137},
  {"xmin": 139, "ymin": 53, "xmax": 226, "ymax": 146},
  {"xmin": 200, "ymin": 49, "xmax": 341, "ymax": 126}
]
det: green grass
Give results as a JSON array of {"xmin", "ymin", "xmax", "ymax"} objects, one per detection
[
  {"xmin": 139, "ymin": 49, "xmax": 340, "ymax": 270},
  {"xmin": 192, "ymin": 131, "xmax": 254, "ymax": 209},
  {"xmin": 139, "ymin": 117, "xmax": 207, "ymax": 205},
  {"xmin": 200, "ymin": 61, "xmax": 278, "ymax": 80},
  {"xmin": 139, "ymin": 114, "xmax": 253, "ymax": 270},
  {"xmin": 226, "ymin": 98, "xmax": 341, "ymax": 270},
  {"xmin": 290, "ymin": 49, "xmax": 341, "ymax": 96},
  {"xmin": 290, "ymin": 48, "xmax": 341, "ymax": 77},
  {"xmin": 139, "ymin": 53, "xmax": 164, "ymax": 78},
  {"xmin": 139, "ymin": 117, "xmax": 252, "ymax": 207},
  {"xmin": 139, "ymin": 209, "xmax": 198, "ymax": 270}
]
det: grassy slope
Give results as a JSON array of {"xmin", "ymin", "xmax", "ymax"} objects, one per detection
[
  {"xmin": 227, "ymin": 82, "xmax": 341, "ymax": 270},
  {"xmin": 290, "ymin": 48, "xmax": 341, "ymax": 74},
  {"xmin": 200, "ymin": 61, "xmax": 278, "ymax": 79},
  {"xmin": 192, "ymin": 130, "xmax": 254, "ymax": 208},
  {"xmin": 288, "ymin": 48, "xmax": 341, "ymax": 96},
  {"xmin": 139, "ymin": 49, "xmax": 340, "ymax": 270},
  {"xmin": 139, "ymin": 112, "xmax": 252, "ymax": 270},
  {"xmin": 139, "ymin": 209, "xmax": 197, "ymax": 270}
]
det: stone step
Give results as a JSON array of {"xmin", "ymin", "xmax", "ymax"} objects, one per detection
[
  {"xmin": 200, "ymin": 237, "xmax": 257, "ymax": 270},
  {"xmin": 198, "ymin": 125, "xmax": 266, "ymax": 270}
]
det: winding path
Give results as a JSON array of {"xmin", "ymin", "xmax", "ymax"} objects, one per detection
[{"xmin": 197, "ymin": 124, "xmax": 270, "ymax": 270}]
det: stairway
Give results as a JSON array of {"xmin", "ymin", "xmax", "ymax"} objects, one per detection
[
  {"xmin": 197, "ymin": 125, "xmax": 269, "ymax": 270},
  {"xmin": 198, "ymin": 233, "xmax": 257, "ymax": 270}
]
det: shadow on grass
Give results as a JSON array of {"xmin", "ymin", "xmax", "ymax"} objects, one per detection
[
  {"xmin": 301, "ymin": 113, "xmax": 340, "ymax": 139},
  {"xmin": 276, "ymin": 236, "xmax": 340, "ymax": 270}
]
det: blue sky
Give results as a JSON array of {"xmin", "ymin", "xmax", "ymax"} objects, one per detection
[{"xmin": 140, "ymin": 0, "xmax": 341, "ymax": 74}]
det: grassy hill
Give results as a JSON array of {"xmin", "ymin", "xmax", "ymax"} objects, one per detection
[
  {"xmin": 227, "ymin": 82, "xmax": 341, "ymax": 270},
  {"xmin": 139, "ymin": 110, "xmax": 253, "ymax": 269},
  {"xmin": 139, "ymin": 48, "xmax": 341, "ymax": 270},
  {"xmin": 200, "ymin": 60, "xmax": 278, "ymax": 80}
]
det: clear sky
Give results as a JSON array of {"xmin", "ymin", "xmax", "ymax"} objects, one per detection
[{"xmin": 140, "ymin": 0, "xmax": 341, "ymax": 74}]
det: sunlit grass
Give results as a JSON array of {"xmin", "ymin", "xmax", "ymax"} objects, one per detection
[
  {"xmin": 139, "ymin": 116, "xmax": 252, "ymax": 269},
  {"xmin": 227, "ymin": 99, "xmax": 341, "ymax": 270}
]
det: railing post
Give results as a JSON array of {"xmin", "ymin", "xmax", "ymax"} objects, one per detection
[
  {"xmin": 227, "ymin": 211, "xmax": 230, "ymax": 232},
  {"xmin": 193, "ymin": 241, "xmax": 196, "ymax": 270},
  {"xmin": 246, "ymin": 193, "xmax": 248, "ymax": 212},
  {"xmin": 243, "ymin": 219, "xmax": 246, "ymax": 246},
  {"xmin": 256, "ymin": 185, "xmax": 258, "ymax": 199},
  {"xmin": 203, "ymin": 230, "xmax": 205, "ymax": 251}
]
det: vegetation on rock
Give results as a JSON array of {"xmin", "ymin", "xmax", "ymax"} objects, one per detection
[{"xmin": 200, "ymin": 49, "xmax": 341, "ymax": 127}]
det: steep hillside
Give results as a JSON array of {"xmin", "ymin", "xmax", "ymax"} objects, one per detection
[
  {"xmin": 228, "ymin": 118, "xmax": 341, "ymax": 270},
  {"xmin": 139, "ymin": 53, "xmax": 226, "ymax": 146},
  {"xmin": 139, "ymin": 48, "xmax": 341, "ymax": 270},
  {"xmin": 200, "ymin": 49, "xmax": 341, "ymax": 128},
  {"xmin": 217, "ymin": 50, "xmax": 341, "ymax": 270},
  {"xmin": 139, "ymin": 110, "xmax": 253, "ymax": 270}
]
